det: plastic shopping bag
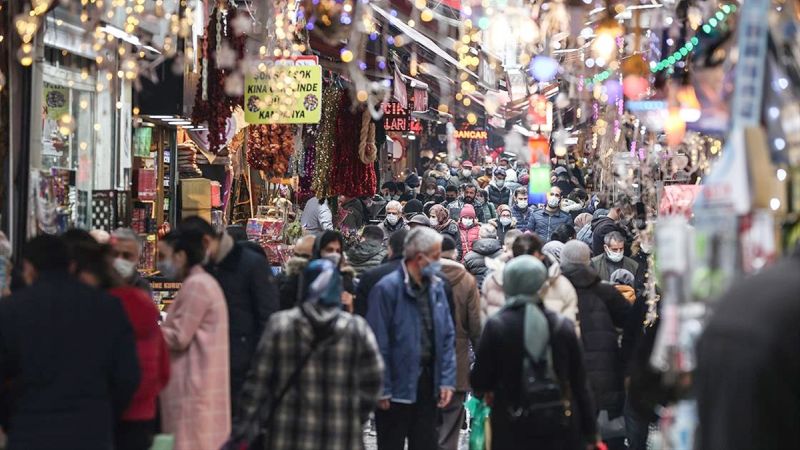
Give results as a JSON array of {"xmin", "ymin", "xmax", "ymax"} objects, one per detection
[{"xmin": 465, "ymin": 396, "xmax": 492, "ymax": 450}]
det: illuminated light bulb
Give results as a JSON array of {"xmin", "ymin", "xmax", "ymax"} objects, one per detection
[
  {"xmin": 622, "ymin": 75, "xmax": 649, "ymax": 100},
  {"xmin": 529, "ymin": 56, "xmax": 559, "ymax": 82},
  {"xmin": 664, "ymin": 108, "xmax": 686, "ymax": 148},
  {"xmin": 463, "ymin": 97, "xmax": 472, "ymax": 106},
  {"xmin": 677, "ymin": 84, "xmax": 701, "ymax": 122},
  {"xmin": 414, "ymin": 0, "xmax": 426, "ymax": 8},
  {"xmin": 438, "ymin": 104, "xmax": 449, "ymax": 114},
  {"xmin": 421, "ymin": 9, "xmax": 434, "ymax": 22},
  {"xmin": 467, "ymin": 113, "xmax": 477, "ymax": 124},
  {"xmin": 592, "ymin": 16, "xmax": 624, "ymax": 62},
  {"xmin": 340, "ymin": 49, "xmax": 354, "ymax": 63},
  {"xmin": 770, "ymin": 198, "xmax": 781, "ymax": 211},
  {"xmin": 777, "ymin": 169, "xmax": 787, "ymax": 181}
]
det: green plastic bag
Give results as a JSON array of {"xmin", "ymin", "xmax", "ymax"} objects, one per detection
[
  {"xmin": 465, "ymin": 396, "xmax": 492, "ymax": 450},
  {"xmin": 149, "ymin": 434, "xmax": 174, "ymax": 450}
]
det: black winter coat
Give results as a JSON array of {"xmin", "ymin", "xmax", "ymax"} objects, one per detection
[
  {"xmin": 487, "ymin": 184, "xmax": 511, "ymax": 206},
  {"xmin": 463, "ymin": 238, "xmax": 503, "ymax": 290},
  {"xmin": 561, "ymin": 263, "xmax": 630, "ymax": 416},
  {"xmin": 471, "ymin": 303, "xmax": 597, "ymax": 450},
  {"xmin": 354, "ymin": 257, "xmax": 402, "ymax": 317},
  {"xmin": 438, "ymin": 221, "xmax": 464, "ymax": 261},
  {"xmin": 205, "ymin": 242, "xmax": 279, "ymax": 411},
  {"xmin": 696, "ymin": 251, "xmax": 800, "ymax": 450},
  {"xmin": 0, "ymin": 272, "xmax": 140, "ymax": 450}
]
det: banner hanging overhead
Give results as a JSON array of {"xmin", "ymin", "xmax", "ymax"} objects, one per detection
[{"xmin": 244, "ymin": 63, "xmax": 322, "ymax": 124}]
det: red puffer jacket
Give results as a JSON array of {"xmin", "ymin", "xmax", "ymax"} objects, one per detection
[{"xmin": 110, "ymin": 286, "xmax": 170, "ymax": 421}]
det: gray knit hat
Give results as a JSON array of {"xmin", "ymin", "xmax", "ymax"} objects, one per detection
[{"xmin": 561, "ymin": 240, "xmax": 592, "ymax": 266}]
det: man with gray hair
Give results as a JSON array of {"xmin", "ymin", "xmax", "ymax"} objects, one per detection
[
  {"xmin": 367, "ymin": 227, "xmax": 456, "ymax": 450},
  {"xmin": 111, "ymin": 227, "xmax": 151, "ymax": 296},
  {"xmin": 591, "ymin": 231, "xmax": 639, "ymax": 282}
]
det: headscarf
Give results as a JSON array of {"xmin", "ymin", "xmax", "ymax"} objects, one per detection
[
  {"xmin": 302, "ymin": 259, "xmax": 343, "ymax": 307},
  {"xmin": 502, "ymin": 256, "xmax": 550, "ymax": 363},
  {"xmin": 542, "ymin": 241, "xmax": 565, "ymax": 263},
  {"xmin": 574, "ymin": 212, "xmax": 593, "ymax": 230},
  {"xmin": 429, "ymin": 204, "xmax": 452, "ymax": 231},
  {"xmin": 312, "ymin": 231, "xmax": 344, "ymax": 265}
]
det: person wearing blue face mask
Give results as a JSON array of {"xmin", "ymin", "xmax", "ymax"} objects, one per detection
[{"xmin": 367, "ymin": 227, "xmax": 457, "ymax": 450}]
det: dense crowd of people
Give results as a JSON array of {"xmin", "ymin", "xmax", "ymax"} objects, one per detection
[{"xmin": 0, "ymin": 158, "xmax": 792, "ymax": 450}]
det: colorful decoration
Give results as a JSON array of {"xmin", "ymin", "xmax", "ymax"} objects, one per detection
[
  {"xmin": 312, "ymin": 87, "xmax": 342, "ymax": 198},
  {"xmin": 246, "ymin": 124, "xmax": 295, "ymax": 176}
]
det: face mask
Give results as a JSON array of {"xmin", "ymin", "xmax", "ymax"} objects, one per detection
[
  {"xmin": 547, "ymin": 197, "xmax": 561, "ymax": 208},
  {"xmin": 605, "ymin": 248, "xmax": 624, "ymax": 263},
  {"xmin": 517, "ymin": 200, "xmax": 528, "ymax": 209},
  {"xmin": 640, "ymin": 243, "xmax": 653, "ymax": 254},
  {"xmin": 386, "ymin": 214, "xmax": 399, "ymax": 225},
  {"xmin": 421, "ymin": 258, "xmax": 443, "ymax": 278},
  {"xmin": 462, "ymin": 169, "xmax": 472, "ymax": 178},
  {"xmin": 495, "ymin": 180, "xmax": 505, "ymax": 188},
  {"xmin": 321, "ymin": 252, "xmax": 342, "ymax": 266},
  {"xmin": 499, "ymin": 217, "xmax": 512, "ymax": 226},
  {"xmin": 429, "ymin": 216, "xmax": 440, "ymax": 226},
  {"xmin": 114, "ymin": 258, "xmax": 137, "ymax": 279},
  {"xmin": 426, "ymin": 189, "xmax": 436, "ymax": 196},
  {"xmin": 462, "ymin": 218, "xmax": 474, "ymax": 227},
  {"xmin": 157, "ymin": 259, "xmax": 178, "ymax": 280},
  {"xmin": 450, "ymin": 168, "xmax": 459, "ymax": 176}
]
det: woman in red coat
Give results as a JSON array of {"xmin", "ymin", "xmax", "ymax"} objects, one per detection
[{"xmin": 458, "ymin": 204, "xmax": 481, "ymax": 260}]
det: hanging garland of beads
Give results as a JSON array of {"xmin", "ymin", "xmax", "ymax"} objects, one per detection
[
  {"xmin": 312, "ymin": 86, "xmax": 342, "ymax": 198},
  {"xmin": 246, "ymin": 124, "xmax": 295, "ymax": 177},
  {"xmin": 191, "ymin": 7, "xmax": 246, "ymax": 154},
  {"xmin": 297, "ymin": 125, "xmax": 318, "ymax": 205},
  {"xmin": 330, "ymin": 93, "xmax": 377, "ymax": 197}
]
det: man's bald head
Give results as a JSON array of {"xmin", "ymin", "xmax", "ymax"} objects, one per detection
[{"xmin": 295, "ymin": 235, "xmax": 316, "ymax": 258}]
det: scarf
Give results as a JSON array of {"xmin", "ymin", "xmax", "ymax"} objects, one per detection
[{"xmin": 503, "ymin": 294, "xmax": 550, "ymax": 364}]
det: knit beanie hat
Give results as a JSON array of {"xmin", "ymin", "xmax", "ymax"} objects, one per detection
[
  {"xmin": 460, "ymin": 204, "xmax": 477, "ymax": 219},
  {"xmin": 503, "ymin": 255, "xmax": 548, "ymax": 297},
  {"xmin": 561, "ymin": 240, "xmax": 592, "ymax": 266},
  {"xmin": 542, "ymin": 241, "xmax": 565, "ymax": 263}
]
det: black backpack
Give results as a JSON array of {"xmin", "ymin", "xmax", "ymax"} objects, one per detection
[{"xmin": 507, "ymin": 315, "xmax": 571, "ymax": 438}]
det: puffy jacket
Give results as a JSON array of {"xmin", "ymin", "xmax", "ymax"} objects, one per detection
[
  {"xmin": 458, "ymin": 223, "xmax": 481, "ymax": 259},
  {"xmin": 110, "ymin": 287, "xmax": 170, "ymax": 421},
  {"xmin": 474, "ymin": 201, "xmax": 496, "ymax": 223},
  {"xmin": 480, "ymin": 269, "xmax": 505, "ymax": 323},
  {"xmin": 347, "ymin": 240, "xmax": 387, "ymax": 276},
  {"xmin": 366, "ymin": 264, "xmax": 457, "ymax": 403},
  {"xmin": 487, "ymin": 183, "xmax": 512, "ymax": 206},
  {"xmin": 528, "ymin": 208, "xmax": 574, "ymax": 243},
  {"xmin": 540, "ymin": 259, "xmax": 579, "ymax": 329},
  {"xmin": 205, "ymin": 237, "xmax": 279, "ymax": 411},
  {"xmin": 590, "ymin": 216, "xmax": 622, "ymax": 257},
  {"xmin": 439, "ymin": 259, "xmax": 482, "ymax": 391},
  {"xmin": 577, "ymin": 223, "xmax": 593, "ymax": 247},
  {"xmin": 510, "ymin": 204, "xmax": 532, "ymax": 231},
  {"xmin": 561, "ymin": 263, "xmax": 630, "ymax": 415},
  {"xmin": 463, "ymin": 238, "xmax": 503, "ymax": 290},
  {"xmin": 488, "ymin": 217, "xmax": 517, "ymax": 243}
]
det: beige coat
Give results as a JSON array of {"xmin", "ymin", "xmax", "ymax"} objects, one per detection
[
  {"xmin": 481, "ymin": 256, "xmax": 579, "ymax": 332},
  {"xmin": 160, "ymin": 266, "xmax": 231, "ymax": 450},
  {"xmin": 440, "ymin": 259, "xmax": 483, "ymax": 392}
]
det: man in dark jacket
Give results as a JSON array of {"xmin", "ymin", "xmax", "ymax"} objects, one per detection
[
  {"xmin": 592, "ymin": 231, "xmax": 639, "ymax": 282},
  {"xmin": 0, "ymin": 235, "xmax": 140, "ymax": 450},
  {"xmin": 463, "ymin": 224, "xmax": 504, "ymax": 290},
  {"xmin": 339, "ymin": 194, "xmax": 369, "ymax": 230},
  {"xmin": 560, "ymin": 240, "xmax": 630, "ymax": 449},
  {"xmin": 590, "ymin": 207, "xmax": 627, "ymax": 256},
  {"xmin": 486, "ymin": 167, "xmax": 512, "ymax": 206},
  {"xmin": 528, "ymin": 186, "xmax": 574, "ymax": 243},
  {"xmin": 347, "ymin": 225, "xmax": 387, "ymax": 276},
  {"xmin": 179, "ymin": 217, "xmax": 279, "ymax": 413},
  {"xmin": 354, "ymin": 230, "xmax": 407, "ymax": 317},
  {"xmin": 511, "ymin": 187, "xmax": 533, "ymax": 231},
  {"xmin": 696, "ymin": 248, "xmax": 800, "ymax": 450}
]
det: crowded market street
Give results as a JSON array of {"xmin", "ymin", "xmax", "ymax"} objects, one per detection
[{"xmin": 0, "ymin": 0, "xmax": 798, "ymax": 449}]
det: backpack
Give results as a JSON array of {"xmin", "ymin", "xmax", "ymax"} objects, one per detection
[{"xmin": 507, "ymin": 315, "xmax": 571, "ymax": 438}]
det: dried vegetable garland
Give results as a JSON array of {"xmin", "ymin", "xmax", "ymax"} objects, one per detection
[
  {"xmin": 191, "ymin": 7, "xmax": 246, "ymax": 154},
  {"xmin": 358, "ymin": 109, "xmax": 377, "ymax": 164},
  {"xmin": 312, "ymin": 86, "xmax": 342, "ymax": 198},
  {"xmin": 246, "ymin": 124, "xmax": 295, "ymax": 176},
  {"xmin": 330, "ymin": 93, "xmax": 377, "ymax": 197}
]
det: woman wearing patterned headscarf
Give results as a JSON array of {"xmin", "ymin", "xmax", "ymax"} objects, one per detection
[{"xmin": 428, "ymin": 204, "xmax": 463, "ymax": 261}]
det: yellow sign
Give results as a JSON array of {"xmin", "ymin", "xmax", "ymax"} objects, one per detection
[
  {"xmin": 244, "ymin": 65, "xmax": 322, "ymax": 124},
  {"xmin": 455, "ymin": 129, "xmax": 488, "ymax": 140}
]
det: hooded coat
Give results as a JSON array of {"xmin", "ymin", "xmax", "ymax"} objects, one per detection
[
  {"xmin": 458, "ymin": 204, "xmax": 481, "ymax": 258},
  {"xmin": 439, "ymin": 259, "xmax": 483, "ymax": 391},
  {"xmin": 540, "ymin": 258, "xmax": 579, "ymax": 328},
  {"xmin": 346, "ymin": 240, "xmax": 387, "ymax": 276},
  {"xmin": 561, "ymin": 263, "xmax": 630, "ymax": 416},
  {"xmin": 463, "ymin": 238, "xmax": 504, "ymax": 290}
]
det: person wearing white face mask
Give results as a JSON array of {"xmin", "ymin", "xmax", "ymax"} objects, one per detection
[
  {"xmin": 379, "ymin": 200, "xmax": 410, "ymax": 242},
  {"xmin": 112, "ymin": 227, "xmax": 152, "ymax": 296},
  {"xmin": 488, "ymin": 204, "xmax": 517, "ymax": 243},
  {"xmin": 457, "ymin": 204, "xmax": 481, "ymax": 261},
  {"xmin": 528, "ymin": 186, "xmax": 574, "ymax": 243},
  {"xmin": 487, "ymin": 167, "xmax": 512, "ymax": 206},
  {"xmin": 591, "ymin": 231, "xmax": 639, "ymax": 283},
  {"xmin": 510, "ymin": 186, "xmax": 533, "ymax": 231}
]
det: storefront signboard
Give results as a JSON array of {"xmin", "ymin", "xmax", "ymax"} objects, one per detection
[
  {"xmin": 43, "ymin": 82, "xmax": 68, "ymax": 120},
  {"xmin": 244, "ymin": 63, "xmax": 322, "ymax": 124},
  {"xmin": 383, "ymin": 101, "xmax": 410, "ymax": 132}
]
